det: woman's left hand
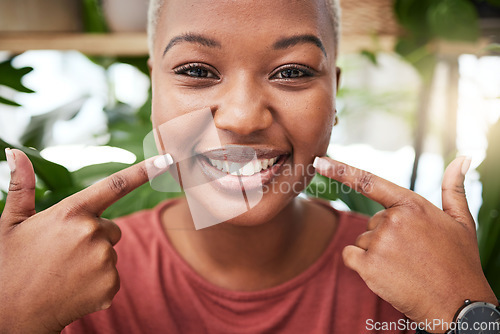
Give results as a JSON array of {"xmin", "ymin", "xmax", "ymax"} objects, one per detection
[{"xmin": 313, "ymin": 156, "xmax": 497, "ymax": 333}]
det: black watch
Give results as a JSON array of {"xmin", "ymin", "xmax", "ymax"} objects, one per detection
[
  {"xmin": 415, "ymin": 299, "xmax": 500, "ymax": 334},
  {"xmin": 447, "ymin": 299, "xmax": 500, "ymax": 334}
]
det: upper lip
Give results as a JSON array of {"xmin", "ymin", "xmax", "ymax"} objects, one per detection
[{"xmin": 197, "ymin": 145, "xmax": 290, "ymax": 163}]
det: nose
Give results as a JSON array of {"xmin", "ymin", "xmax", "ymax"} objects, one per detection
[{"xmin": 213, "ymin": 75, "xmax": 273, "ymax": 135}]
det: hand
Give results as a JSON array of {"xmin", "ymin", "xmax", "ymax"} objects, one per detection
[
  {"xmin": 0, "ymin": 149, "xmax": 172, "ymax": 334},
  {"xmin": 314, "ymin": 156, "xmax": 497, "ymax": 333}
]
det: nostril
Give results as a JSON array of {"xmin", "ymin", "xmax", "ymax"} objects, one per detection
[{"xmin": 213, "ymin": 106, "xmax": 273, "ymax": 135}]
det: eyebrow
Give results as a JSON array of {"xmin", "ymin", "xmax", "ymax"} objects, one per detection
[
  {"xmin": 162, "ymin": 33, "xmax": 327, "ymax": 58},
  {"xmin": 163, "ymin": 33, "xmax": 221, "ymax": 57},
  {"xmin": 273, "ymin": 34, "xmax": 327, "ymax": 57}
]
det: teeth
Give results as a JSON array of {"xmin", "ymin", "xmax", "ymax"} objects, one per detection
[
  {"xmin": 207, "ymin": 156, "xmax": 280, "ymax": 176},
  {"xmin": 241, "ymin": 162, "xmax": 255, "ymax": 176},
  {"xmin": 262, "ymin": 159, "xmax": 269, "ymax": 169}
]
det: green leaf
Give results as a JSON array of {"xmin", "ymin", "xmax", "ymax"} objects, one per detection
[
  {"xmin": 394, "ymin": 0, "xmax": 434, "ymax": 39},
  {"xmin": 116, "ymin": 56, "xmax": 150, "ymax": 77},
  {"xmin": 102, "ymin": 182, "xmax": 181, "ymax": 219},
  {"xmin": 81, "ymin": 0, "xmax": 108, "ymax": 33},
  {"xmin": 483, "ymin": 43, "xmax": 500, "ymax": 54},
  {"xmin": 0, "ymin": 96, "xmax": 21, "ymax": 107},
  {"xmin": 306, "ymin": 173, "xmax": 383, "ymax": 216},
  {"xmin": 395, "ymin": 37, "xmax": 437, "ymax": 84},
  {"xmin": 0, "ymin": 139, "xmax": 74, "ymax": 192},
  {"xmin": 427, "ymin": 0, "xmax": 479, "ymax": 42},
  {"xmin": 73, "ymin": 162, "xmax": 132, "ymax": 187},
  {"xmin": 360, "ymin": 50, "xmax": 378, "ymax": 66},
  {"xmin": 477, "ymin": 118, "xmax": 500, "ymax": 296},
  {"xmin": 0, "ymin": 190, "xmax": 6, "ymax": 214},
  {"xmin": 20, "ymin": 96, "xmax": 88, "ymax": 150},
  {"xmin": 486, "ymin": 0, "xmax": 500, "ymax": 7},
  {"xmin": 0, "ymin": 59, "xmax": 35, "ymax": 94}
]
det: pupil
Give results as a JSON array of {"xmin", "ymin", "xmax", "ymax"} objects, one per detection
[
  {"xmin": 189, "ymin": 68, "xmax": 206, "ymax": 77},
  {"xmin": 283, "ymin": 69, "xmax": 300, "ymax": 78}
]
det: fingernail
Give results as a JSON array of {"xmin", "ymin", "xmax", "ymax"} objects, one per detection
[
  {"xmin": 5, "ymin": 148, "xmax": 16, "ymax": 173},
  {"xmin": 461, "ymin": 157, "xmax": 472, "ymax": 176},
  {"xmin": 154, "ymin": 153, "xmax": 173, "ymax": 169},
  {"xmin": 313, "ymin": 157, "xmax": 329, "ymax": 170}
]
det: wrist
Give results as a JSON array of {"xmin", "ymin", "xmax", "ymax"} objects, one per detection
[{"xmin": 428, "ymin": 298, "xmax": 500, "ymax": 334}]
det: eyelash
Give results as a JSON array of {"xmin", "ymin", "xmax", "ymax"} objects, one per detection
[
  {"xmin": 172, "ymin": 63, "xmax": 316, "ymax": 81},
  {"xmin": 269, "ymin": 64, "xmax": 315, "ymax": 80},
  {"xmin": 173, "ymin": 63, "xmax": 220, "ymax": 79}
]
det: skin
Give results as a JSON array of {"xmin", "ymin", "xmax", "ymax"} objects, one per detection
[
  {"xmin": 0, "ymin": 0, "xmax": 496, "ymax": 333},
  {"xmin": 149, "ymin": 0, "xmax": 340, "ymax": 291},
  {"xmin": 0, "ymin": 150, "xmax": 172, "ymax": 333}
]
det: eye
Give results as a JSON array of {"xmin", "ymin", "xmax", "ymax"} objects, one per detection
[
  {"xmin": 173, "ymin": 63, "xmax": 219, "ymax": 79},
  {"xmin": 270, "ymin": 65, "xmax": 315, "ymax": 80}
]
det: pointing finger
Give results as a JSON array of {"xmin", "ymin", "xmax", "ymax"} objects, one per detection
[
  {"xmin": 313, "ymin": 157, "xmax": 410, "ymax": 209},
  {"xmin": 66, "ymin": 154, "xmax": 173, "ymax": 216}
]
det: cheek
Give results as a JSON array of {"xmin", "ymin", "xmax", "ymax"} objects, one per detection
[
  {"xmin": 282, "ymin": 89, "xmax": 334, "ymax": 156},
  {"xmin": 151, "ymin": 75, "xmax": 211, "ymax": 127}
]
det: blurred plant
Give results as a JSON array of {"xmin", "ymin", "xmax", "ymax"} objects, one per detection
[
  {"xmin": 394, "ymin": 0, "xmax": 480, "ymax": 82},
  {"xmin": 477, "ymin": 118, "xmax": 500, "ymax": 296},
  {"xmin": 392, "ymin": 0, "xmax": 500, "ymax": 295},
  {"xmin": 0, "ymin": 58, "xmax": 34, "ymax": 106}
]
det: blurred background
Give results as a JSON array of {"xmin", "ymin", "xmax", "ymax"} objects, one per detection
[{"xmin": 0, "ymin": 0, "xmax": 499, "ymax": 293}]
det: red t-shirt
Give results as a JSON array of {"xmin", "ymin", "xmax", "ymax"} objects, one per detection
[{"xmin": 63, "ymin": 199, "xmax": 410, "ymax": 334}]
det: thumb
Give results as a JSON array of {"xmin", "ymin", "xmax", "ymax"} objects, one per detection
[
  {"xmin": 441, "ymin": 156, "xmax": 474, "ymax": 229},
  {"xmin": 1, "ymin": 149, "xmax": 36, "ymax": 226}
]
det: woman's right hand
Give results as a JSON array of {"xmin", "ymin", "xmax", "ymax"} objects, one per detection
[{"xmin": 0, "ymin": 149, "xmax": 171, "ymax": 333}]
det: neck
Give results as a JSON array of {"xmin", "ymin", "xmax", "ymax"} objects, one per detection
[{"xmin": 162, "ymin": 196, "xmax": 336, "ymax": 291}]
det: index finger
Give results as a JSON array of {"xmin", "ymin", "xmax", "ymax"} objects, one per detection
[
  {"xmin": 313, "ymin": 157, "xmax": 410, "ymax": 209},
  {"xmin": 66, "ymin": 154, "xmax": 173, "ymax": 216}
]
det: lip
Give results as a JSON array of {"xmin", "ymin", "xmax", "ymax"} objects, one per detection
[
  {"xmin": 198, "ymin": 145, "xmax": 290, "ymax": 162},
  {"xmin": 195, "ymin": 146, "xmax": 290, "ymax": 193}
]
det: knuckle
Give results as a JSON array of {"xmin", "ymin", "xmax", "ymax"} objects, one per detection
[
  {"xmin": 385, "ymin": 210, "xmax": 400, "ymax": 224},
  {"xmin": 442, "ymin": 184, "xmax": 466, "ymax": 195},
  {"xmin": 341, "ymin": 246, "xmax": 352, "ymax": 264},
  {"xmin": 86, "ymin": 219, "xmax": 102, "ymax": 235},
  {"xmin": 335, "ymin": 164, "xmax": 347, "ymax": 178},
  {"xmin": 358, "ymin": 172, "xmax": 375, "ymax": 193},
  {"xmin": 75, "ymin": 218, "xmax": 101, "ymax": 241},
  {"xmin": 8, "ymin": 179, "xmax": 35, "ymax": 194},
  {"xmin": 96, "ymin": 244, "xmax": 116, "ymax": 267},
  {"xmin": 137, "ymin": 164, "xmax": 149, "ymax": 181},
  {"xmin": 369, "ymin": 232, "xmax": 385, "ymax": 249},
  {"xmin": 107, "ymin": 174, "xmax": 129, "ymax": 197},
  {"xmin": 354, "ymin": 233, "xmax": 364, "ymax": 246},
  {"xmin": 59, "ymin": 200, "xmax": 87, "ymax": 220},
  {"xmin": 100, "ymin": 270, "xmax": 120, "ymax": 310}
]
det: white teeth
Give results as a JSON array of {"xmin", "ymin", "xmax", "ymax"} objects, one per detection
[
  {"xmin": 230, "ymin": 163, "xmax": 242, "ymax": 174},
  {"xmin": 207, "ymin": 156, "xmax": 280, "ymax": 176},
  {"xmin": 241, "ymin": 162, "xmax": 255, "ymax": 176},
  {"xmin": 262, "ymin": 159, "xmax": 269, "ymax": 169}
]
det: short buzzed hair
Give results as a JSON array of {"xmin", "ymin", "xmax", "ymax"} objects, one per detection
[{"xmin": 147, "ymin": 0, "xmax": 341, "ymax": 58}]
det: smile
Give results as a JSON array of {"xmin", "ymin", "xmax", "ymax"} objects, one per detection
[
  {"xmin": 194, "ymin": 146, "xmax": 290, "ymax": 192},
  {"xmin": 207, "ymin": 157, "xmax": 279, "ymax": 176}
]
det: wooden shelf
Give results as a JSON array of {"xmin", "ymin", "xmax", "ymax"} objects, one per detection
[{"xmin": 0, "ymin": 33, "xmax": 149, "ymax": 56}]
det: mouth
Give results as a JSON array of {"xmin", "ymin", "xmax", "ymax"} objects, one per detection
[
  {"xmin": 206, "ymin": 156, "xmax": 280, "ymax": 176},
  {"xmin": 195, "ymin": 145, "xmax": 290, "ymax": 192}
]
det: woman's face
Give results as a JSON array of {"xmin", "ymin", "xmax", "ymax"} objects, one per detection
[{"xmin": 150, "ymin": 0, "xmax": 338, "ymax": 226}]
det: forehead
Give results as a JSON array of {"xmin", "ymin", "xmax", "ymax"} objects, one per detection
[{"xmin": 155, "ymin": 0, "xmax": 335, "ymax": 55}]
